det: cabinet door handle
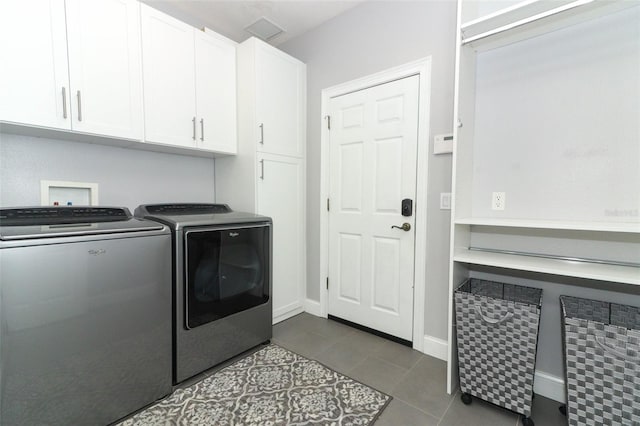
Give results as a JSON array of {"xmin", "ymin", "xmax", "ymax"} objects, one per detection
[
  {"xmin": 260, "ymin": 159, "xmax": 264, "ymax": 179},
  {"xmin": 200, "ymin": 118, "xmax": 204, "ymax": 141},
  {"xmin": 192, "ymin": 117, "xmax": 196, "ymax": 140},
  {"xmin": 76, "ymin": 90, "xmax": 82, "ymax": 121},
  {"xmin": 61, "ymin": 87, "xmax": 67, "ymax": 119},
  {"xmin": 259, "ymin": 123, "xmax": 264, "ymax": 144}
]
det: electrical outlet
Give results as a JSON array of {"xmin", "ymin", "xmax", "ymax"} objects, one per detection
[{"xmin": 492, "ymin": 192, "xmax": 506, "ymax": 210}]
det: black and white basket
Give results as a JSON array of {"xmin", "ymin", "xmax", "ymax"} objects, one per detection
[
  {"xmin": 455, "ymin": 278, "xmax": 542, "ymax": 424},
  {"xmin": 560, "ymin": 295, "xmax": 640, "ymax": 426}
]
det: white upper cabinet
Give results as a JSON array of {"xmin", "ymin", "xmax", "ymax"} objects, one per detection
[
  {"xmin": 0, "ymin": 0, "xmax": 143, "ymax": 140},
  {"xmin": 254, "ymin": 40, "xmax": 305, "ymax": 158},
  {"xmin": 65, "ymin": 0, "xmax": 143, "ymax": 140},
  {"xmin": 1, "ymin": 1, "xmax": 236, "ymax": 156},
  {"xmin": 194, "ymin": 30, "xmax": 237, "ymax": 154},
  {"xmin": 141, "ymin": 4, "xmax": 197, "ymax": 148},
  {"xmin": 141, "ymin": 5, "xmax": 237, "ymax": 153},
  {"xmin": 0, "ymin": 0, "xmax": 70, "ymax": 130}
]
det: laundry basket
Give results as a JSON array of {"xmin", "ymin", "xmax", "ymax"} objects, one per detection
[
  {"xmin": 560, "ymin": 296, "xmax": 640, "ymax": 426},
  {"xmin": 455, "ymin": 278, "xmax": 543, "ymax": 426}
]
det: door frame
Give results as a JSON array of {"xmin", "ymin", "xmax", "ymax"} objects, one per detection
[{"xmin": 319, "ymin": 58, "xmax": 432, "ymax": 351}]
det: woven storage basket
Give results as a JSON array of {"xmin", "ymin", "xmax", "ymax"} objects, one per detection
[
  {"xmin": 455, "ymin": 278, "xmax": 542, "ymax": 417},
  {"xmin": 560, "ymin": 296, "xmax": 640, "ymax": 426}
]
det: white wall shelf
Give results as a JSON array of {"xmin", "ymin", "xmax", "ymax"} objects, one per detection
[
  {"xmin": 455, "ymin": 218, "xmax": 640, "ymax": 234},
  {"xmin": 461, "ymin": 0, "xmax": 636, "ymax": 51},
  {"xmin": 453, "ymin": 248, "xmax": 640, "ymax": 286}
]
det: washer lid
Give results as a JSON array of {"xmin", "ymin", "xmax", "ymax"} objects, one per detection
[
  {"xmin": 0, "ymin": 206, "xmax": 132, "ymax": 226},
  {"xmin": 0, "ymin": 207, "xmax": 165, "ymax": 240}
]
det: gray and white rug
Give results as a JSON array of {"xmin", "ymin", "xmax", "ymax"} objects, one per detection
[{"xmin": 118, "ymin": 344, "xmax": 391, "ymax": 425}]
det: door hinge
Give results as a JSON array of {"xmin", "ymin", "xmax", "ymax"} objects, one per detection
[
  {"xmin": 326, "ymin": 277, "xmax": 329, "ymax": 290},
  {"xmin": 327, "ymin": 198, "xmax": 330, "ymax": 212},
  {"xmin": 325, "ymin": 115, "xmax": 331, "ymax": 130}
]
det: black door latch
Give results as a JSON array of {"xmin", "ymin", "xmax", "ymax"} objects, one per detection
[{"xmin": 402, "ymin": 199, "xmax": 413, "ymax": 217}]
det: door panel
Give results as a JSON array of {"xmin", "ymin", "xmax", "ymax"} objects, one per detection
[
  {"xmin": 372, "ymin": 236, "xmax": 400, "ymax": 314},
  {"xmin": 66, "ymin": 0, "xmax": 143, "ymax": 139},
  {"xmin": 339, "ymin": 142, "xmax": 364, "ymax": 211},
  {"xmin": 0, "ymin": 0, "xmax": 70, "ymax": 129},
  {"xmin": 328, "ymin": 75, "xmax": 420, "ymax": 341},
  {"xmin": 141, "ymin": 4, "xmax": 196, "ymax": 147},
  {"xmin": 255, "ymin": 46, "xmax": 304, "ymax": 157},
  {"xmin": 374, "ymin": 137, "xmax": 403, "ymax": 212},
  {"xmin": 338, "ymin": 233, "xmax": 362, "ymax": 303},
  {"xmin": 256, "ymin": 154, "xmax": 304, "ymax": 322},
  {"xmin": 194, "ymin": 31, "xmax": 237, "ymax": 153}
]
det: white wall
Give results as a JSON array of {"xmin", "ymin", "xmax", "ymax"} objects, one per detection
[
  {"xmin": 280, "ymin": 0, "xmax": 458, "ymax": 341},
  {"xmin": 472, "ymin": 7, "xmax": 640, "ymax": 222},
  {"xmin": 0, "ymin": 133, "xmax": 215, "ymax": 211}
]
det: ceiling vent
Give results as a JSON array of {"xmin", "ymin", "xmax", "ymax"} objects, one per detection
[{"xmin": 244, "ymin": 17, "xmax": 285, "ymax": 41}]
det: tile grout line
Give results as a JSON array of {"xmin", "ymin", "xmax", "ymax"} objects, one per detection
[
  {"xmin": 370, "ymin": 352, "xmax": 422, "ymax": 371},
  {"xmin": 386, "ymin": 357, "xmax": 450, "ymax": 420},
  {"xmin": 398, "ymin": 397, "xmax": 444, "ymax": 422},
  {"xmin": 436, "ymin": 390, "xmax": 459, "ymax": 426},
  {"xmin": 345, "ymin": 354, "xmax": 371, "ymax": 376}
]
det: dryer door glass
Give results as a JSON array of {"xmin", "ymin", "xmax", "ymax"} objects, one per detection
[{"xmin": 185, "ymin": 225, "xmax": 270, "ymax": 329}]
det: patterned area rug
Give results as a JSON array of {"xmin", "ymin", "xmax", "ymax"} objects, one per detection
[{"xmin": 118, "ymin": 344, "xmax": 391, "ymax": 425}]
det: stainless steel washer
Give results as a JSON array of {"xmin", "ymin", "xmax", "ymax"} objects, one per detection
[
  {"xmin": 0, "ymin": 207, "xmax": 172, "ymax": 426},
  {"xmin": 135, "ymin": 203, "xmax": 272, "ymax": 384}
]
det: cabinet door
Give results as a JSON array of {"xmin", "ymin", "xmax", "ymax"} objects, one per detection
[
  {"xmin": 255, "ymin": 45, "xmax": 305, "ymax": 158},
  {"xmin": 66, "ymin": 0, "xmax": 143, "ymax": 140},
  {"xmin": 0, "ymin": 0, "xmax": 70, "ymax": 129},
  {"xmin": 256, "ymin": 154, "xmax": 305, "ymax": 322},
  {"xmin": 141, "ymin": 4, "xmax": 196, "ymax": 147},
  {"xmin": 194, "ymin": 31, "xmax": 237, "ymax": 154}
]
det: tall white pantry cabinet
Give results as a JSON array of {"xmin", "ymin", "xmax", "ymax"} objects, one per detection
[
  {"xmin": 216, "ymin": 38, "xmax": 307, "ymax": 324},
  {"xmin": 447, "ymin": 0, "xmax": 640, "ymax": 396}
]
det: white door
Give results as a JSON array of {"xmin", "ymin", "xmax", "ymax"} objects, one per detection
[
  {"xmin": 328, "ymin": 75, "xmax": 420, "ymax": 341},
  {"xmin": 141, "ymin": 4, "xmax": 196, "ymax": 147},
  {"xmin": 255, "ymin": 44, "xmax": 305, "ymax": 158},
  {"xmin": 194, "ymin": 30, "xmax": 237, "ymax": 154},
  {"xmin": 66, "ymin": 0, "xmax": 143, "ymax": 140},
  {"xmin": 256, "ymin": 153, "xmax": 305, "ymax": 323},
  {"xmin": 0, "ymin": 0, "xmax": 70, "ymax": 129}
]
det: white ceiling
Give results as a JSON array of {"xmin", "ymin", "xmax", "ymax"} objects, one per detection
[{"xmin": 141, "ymin": 0, "xmax": 367, "ymax": 46}]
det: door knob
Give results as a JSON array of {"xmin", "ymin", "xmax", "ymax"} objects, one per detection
[{"xmin": 391, "ymin": 223, "xmax": 411, "ymax": 231}]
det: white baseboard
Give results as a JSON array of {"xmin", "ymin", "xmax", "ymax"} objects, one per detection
[
  {"xmin": 304, "ymin": 299, "xmax": 322, "ymax": 317},
  {"xmin": 272, "ymin": 304, "xmax": 304, "ymax": 325},
  {"xmin": 422, "ymin": 335, "xmax": 448, "ymax": 361},
  {"xmin": 534, "ymin": 370, "xmax": 565, "ymax": 403}
]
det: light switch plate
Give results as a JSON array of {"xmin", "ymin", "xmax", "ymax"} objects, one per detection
[{"xmin": 440, "ymin": 192, "xmax": 452, "ymax": 210}]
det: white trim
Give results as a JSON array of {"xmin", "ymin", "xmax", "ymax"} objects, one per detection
[
  {"xmin": 422, "ymin": 335, "xmax": 448, "ymax": 361},
  {"xmin": 272, "ymin": 304, "xmax": 304, "ymax": 325},
  {"xmin": 319, "ymin": 58, "xmax": 433, "ymax": 351},
  {"xmin": 534, "ymin": 370, "xmax": 566, "ymax": 403},
  {"xmin": 304, "ymin": 299, "xmax": 322, "ymax": 317}
]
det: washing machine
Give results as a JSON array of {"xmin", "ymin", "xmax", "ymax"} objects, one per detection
[{"xmin": 0, "ymin": 206, "xmax": 172, "ymax": 426}]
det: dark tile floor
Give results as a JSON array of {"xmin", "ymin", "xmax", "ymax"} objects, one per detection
[{"xmin": 273, "ymin": 313, "xmax": 567, "ymax": 426}]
